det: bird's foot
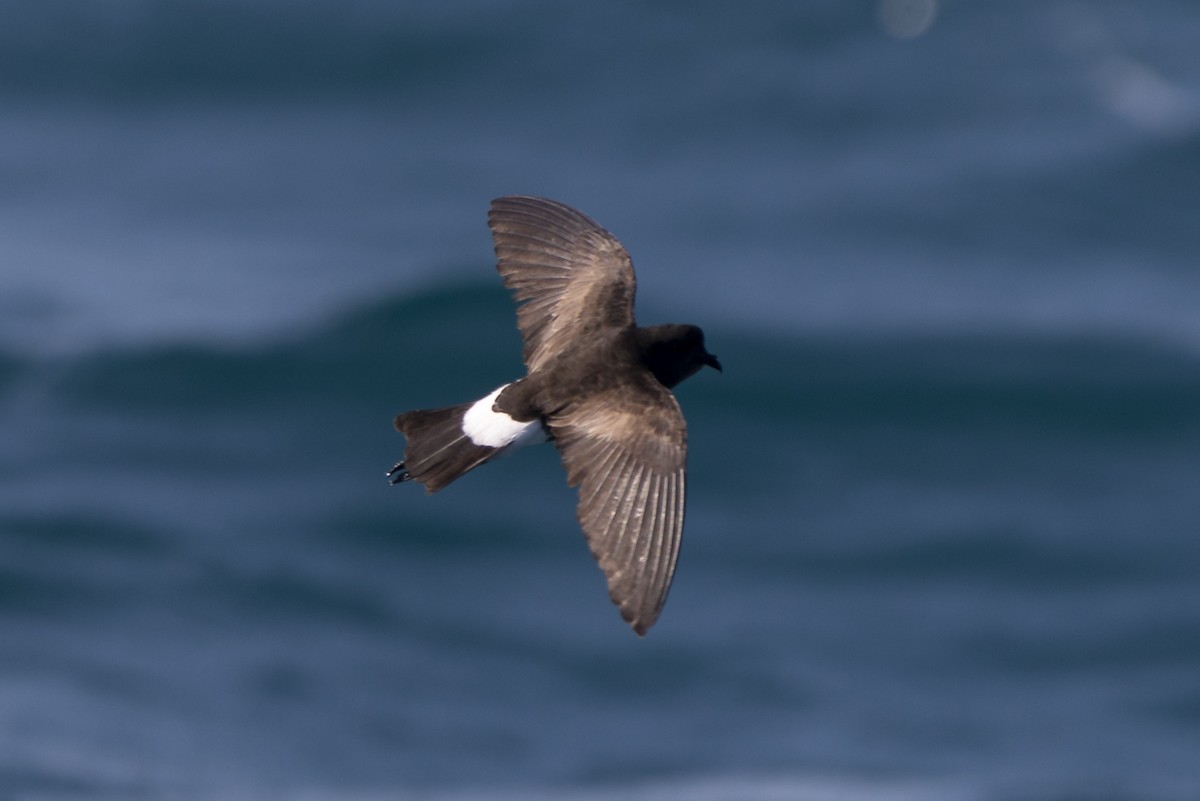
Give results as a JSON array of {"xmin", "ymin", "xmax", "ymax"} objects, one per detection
[{"xmin": 387, "ymin": 462, "xmax": 412, "ymax": 485}]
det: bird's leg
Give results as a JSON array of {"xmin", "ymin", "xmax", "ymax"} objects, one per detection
[{"xmin": 387, "ymin": 462, "xmax": 412, "ymax": 485}]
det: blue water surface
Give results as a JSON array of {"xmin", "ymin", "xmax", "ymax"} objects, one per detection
[{"xmin": 2, "ymin": 1, "xmax": 1199, "ymax": 799}]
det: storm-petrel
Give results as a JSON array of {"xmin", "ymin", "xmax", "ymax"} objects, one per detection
[{"xmin": 389, "ymin": 196, "xmax": 720, "ymax": 635}]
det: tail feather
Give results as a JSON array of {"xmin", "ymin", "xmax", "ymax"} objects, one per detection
[{"xmin": 393, "ymin": 403, "xmax": 499, "ymax": 493}]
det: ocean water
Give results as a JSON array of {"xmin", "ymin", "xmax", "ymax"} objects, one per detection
[{"xmin": 3, "ymin": 1, "xmax": 1200, "ymax": 799}]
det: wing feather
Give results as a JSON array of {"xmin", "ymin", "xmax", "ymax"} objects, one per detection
[
  {"xmin": 549, "ymin": 377, "xmax": 687, "ymax": 635},
  {"xmin": 489, "ymin": 196, "xmax": 637, "ymax": 372}
]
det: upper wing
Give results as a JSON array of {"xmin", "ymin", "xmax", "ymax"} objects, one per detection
[
  {"xmin": 548, "ymin": 376, "xmax": 687, "ymax": 635},
  {"xmin": 488, "ymin": 196, "xmax": 637, "ymax": 373}
]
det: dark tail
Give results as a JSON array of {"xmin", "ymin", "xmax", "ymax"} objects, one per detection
[{"xmin": 390, "ymin": 403, "xmax": 499, "ymax": 493}]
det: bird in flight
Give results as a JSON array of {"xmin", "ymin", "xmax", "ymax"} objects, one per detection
[{"xmin": 389, "ymin": 196, "xmax": 720, "ymax": 635}]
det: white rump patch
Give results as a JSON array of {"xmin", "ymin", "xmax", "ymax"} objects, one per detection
[{"xmin": 462, "ymin": 384, "xmax": 546, "ymax": 450}]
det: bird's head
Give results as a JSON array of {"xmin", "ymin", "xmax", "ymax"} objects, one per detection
[{"xmin": 638, "ymin": 324, "xmax": 722, "ymax": 389}]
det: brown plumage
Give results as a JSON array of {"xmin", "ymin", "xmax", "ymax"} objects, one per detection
[{"xmin": 391, "ymin": 196, "xmax": 720, "ymax": 635}]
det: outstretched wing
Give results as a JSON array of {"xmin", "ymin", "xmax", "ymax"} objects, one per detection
[
  {"xmin": 548, "ymin": 375, "xmax": 687, "ymax": 635},
  {"xmin": 488, "ymin": 196, "xmax": 637, "ymax": 373}
]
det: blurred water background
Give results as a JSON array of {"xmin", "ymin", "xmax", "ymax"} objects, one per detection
[{"xmin": 2, "ymin": 1, "xmax": 1199, "ymax": 799}]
